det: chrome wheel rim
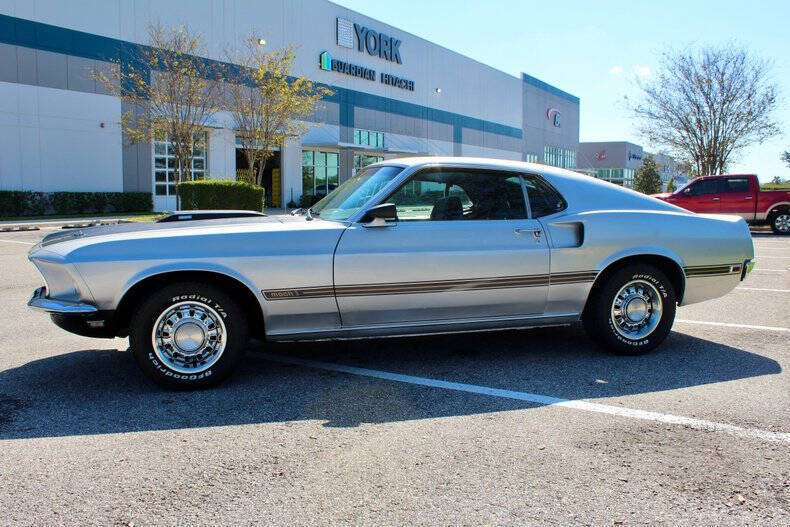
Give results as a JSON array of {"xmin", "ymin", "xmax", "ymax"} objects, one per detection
[
  {"xmin": 775, "ymin": 214, "xmax": 790, "ymax": 233},
  {"xmin": 151, "ymin": 301, "xmax": 226, "ymax": 374},
  {"xmin": 610, "ymin": 280, "xmax": 663, "ymax": 340}
]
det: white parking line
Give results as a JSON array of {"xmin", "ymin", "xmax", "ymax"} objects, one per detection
[
  {"xmin": 751, "ymin": 269, "xmax": 787, "ymax": 273},
  {"xmin": 738, "ymin": 287, "xmax": 790, "ymax": 293},
  {"xmin": 0, "ymin": 239, "xmax": 34, "ymax": 245},
  {"xmin": 259, "ymin": 353, "xmax": 790, "ymax": 444},
  {"xmin": 755, "ymin": 256, "xmax": 790, "ymax": 259},
  {"xmin": 675, "ymin": 319, "xmax": 789, "ymax": 332}
]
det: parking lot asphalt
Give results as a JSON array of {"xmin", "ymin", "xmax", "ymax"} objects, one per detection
[{"xmin": 0, "ymin": 228, "xmax": 788, "ymax": 526}]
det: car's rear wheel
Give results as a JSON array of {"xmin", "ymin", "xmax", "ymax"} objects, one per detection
[
  {"xmin": 129, "ymin": 282, "xmax": 249, "ymax": 389},
  {"xmin": 769, "ymin": 210, "xmax": 790, "ymax": 235},
  {"xmin": 583, "ymin": 265, "xmax": 676, "ymax": 354}
]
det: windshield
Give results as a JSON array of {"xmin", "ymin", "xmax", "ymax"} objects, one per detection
[
  {"xmin": 311, "ymin": 165, "xmax": 404, "ymax": 221},
  {"xmin": 675, "ymin": 180, "xmax": 694, "ymax": 194}
]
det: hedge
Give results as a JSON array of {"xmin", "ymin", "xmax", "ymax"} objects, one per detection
[
  {"xmin": 178, "ymin": 180, "xmax": 265, "ymax": 211},
  {"xmin": 0, "ymin": 191, "xmax": 152, "ymax": 217}
]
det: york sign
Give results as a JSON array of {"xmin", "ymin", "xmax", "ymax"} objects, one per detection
[{"xmin": 337, "ymin": 18, "xmax": 403, "ymax": 64}]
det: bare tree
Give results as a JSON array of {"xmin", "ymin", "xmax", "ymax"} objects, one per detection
[
  {"xmin": 95, "ymin": 24, "xmax": 226, "ymax": 205},
  {"xmin": 632, "ymin": 45, "xmax": 780, "ymax": 178},
  {"xmin": 226, "ymin": 38, "xmax": 332, "ymax": 185}
]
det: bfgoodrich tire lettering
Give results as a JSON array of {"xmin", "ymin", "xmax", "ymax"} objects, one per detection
[
  {"xmin": 129, "ymin": 282, "xmax": 249, "ymax": 388},
  {"xmin": 584, "ymin": 265, "xmax": 676, "ymax": 355}
]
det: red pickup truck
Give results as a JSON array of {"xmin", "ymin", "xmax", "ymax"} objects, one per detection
[{"xmin": 654, "ymin": 174, "xmax": 790, "ymax": 234}]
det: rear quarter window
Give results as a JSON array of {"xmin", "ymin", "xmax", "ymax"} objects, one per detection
[{"xmin": 523, "ymin": 176, "xmax": 567, "ymax": 217}]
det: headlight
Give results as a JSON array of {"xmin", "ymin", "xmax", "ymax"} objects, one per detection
[{"xmin": 28, "ymin": 253, "xmax": 91, "ymax": 303}]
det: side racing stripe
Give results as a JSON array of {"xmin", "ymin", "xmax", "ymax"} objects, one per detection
[{"xmin": 262, "ymin": 271, "xmax": 598, "ymax": 300}]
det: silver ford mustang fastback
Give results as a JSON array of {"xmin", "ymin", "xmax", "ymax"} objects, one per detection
[{"xmin": 27, "ymin": 157, "xmax": 755, "ymax": 388}]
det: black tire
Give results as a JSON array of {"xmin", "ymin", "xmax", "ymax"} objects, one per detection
[
  {"xmin": 129, "ymin": 282, "xmax": 249, "ymax": 389},
  {"xmin": 583, "ymin": 265, "xmax": 676, "ymax": 355},
  {"xmin": 768, "ymin": 210, "xmax": 790, "ymax": 235}
]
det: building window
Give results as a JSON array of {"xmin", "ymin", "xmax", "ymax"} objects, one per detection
[
  {"xmin": 593, "ymin": 168, "xmax": 635, "ymax": 188},
  {"xmin": 302, "ymin": 150, "xmax": 339, "ymax": 202},
  {"xmin": 543, "ymin": 146, "xmax": 576, "ymax": 169},
  {"xmin": 525, "ymin": 153, "xmax": 538, "ymax": 163},
  {"xmin": 153, "ymin": 133, "xmax": 207, "ymax": 197},
  {"xmin": 354, "ymin": 154, "xmax": 384, "ymax": 170},
  {"xmin": 353, "ymin": 128, "xmax": 385, "ymax": 149}
]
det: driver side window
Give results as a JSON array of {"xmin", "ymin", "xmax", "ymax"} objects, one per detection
[
  {"xmin": 686, "ymin": 179, "xmax": 721, "ymax": 196},
  {"xmin": 386, "ymin": 169, "xmax": 527, "ymax": 221}
]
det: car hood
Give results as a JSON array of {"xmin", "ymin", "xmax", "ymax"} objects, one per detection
[{"xmin": 31, "ymin": 214, "xmax": 340, "ymax": 256}]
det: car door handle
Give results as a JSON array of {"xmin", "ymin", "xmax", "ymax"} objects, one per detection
[
  {"xmin": 744, "ymin": 196, "xmax": 753, "ymax": 200},
  {"xmin": 515, "ymin": 228, "xmax": 542, "ymax": 241},
  {"xmin": 712, "ymin": 197, "xmax": 720, "ymax": 201}
]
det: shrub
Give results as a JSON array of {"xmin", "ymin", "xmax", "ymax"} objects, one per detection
[
  {"xmin": 26, "ymin": 192, "xmax": 49, "ymax": 216},
  {"xmin": 0, "ymin": 191, "xmax": 29, "ymax": 216},
  {"xmin": 52, "ymin": 193, "xmax": 88, "ymax": 214},
  {"xmin": 0, "ymin": 191, "xmax": 152, "ymax": 217},
  {"xmin": 299, "ymin": 193, "xmax": 323, "ymax": 208},
  {"xmin": 178, "ymin": 180, "xmax": 265, "ymax": 211},
  {"xmin": 108, "ymin": 192, "xmax": 153, "ymax": 213}
]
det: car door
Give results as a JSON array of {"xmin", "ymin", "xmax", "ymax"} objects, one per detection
[
  {"xmin": 676, "ymin": 178, "xmax": 722, "ymax": 213},
  {"xmin": 718, "ymin": 177, "xmax": 755, "ymax": 219},
  {"xmin": 333, "ymin": 167, "xmax": 550, "ymax": 327}
]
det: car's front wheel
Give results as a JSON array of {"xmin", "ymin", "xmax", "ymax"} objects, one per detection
[
  {"xmin": 769, "ymin": 210, "xmax": 790, "ymax": 235},
  {"xmin": 583, "ymin": 265, "xmax": 676, "ymax": 354},
  {"xmin": 129, "ymin": 282, "xmax": 249, "ymax": 388}
]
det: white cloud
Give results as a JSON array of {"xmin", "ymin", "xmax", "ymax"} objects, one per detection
[
  {"xmin": 608, "ymin": 65, "xmax": 624, "ymax": 75},
  {"xmin": 633, "ymin": 65, "xmax": 652, "ymax": 77}
]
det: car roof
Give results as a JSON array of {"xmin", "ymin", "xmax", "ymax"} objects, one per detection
[
  {"xmin": 373, "ymin": 156, "xmax": 609, "ymax": 188},
  {"xmin": 373, "ymin": 156, "xmax": 586, "ymax": 179}
]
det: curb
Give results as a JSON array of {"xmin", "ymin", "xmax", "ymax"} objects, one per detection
[
  {"xmin": 0, "ymin": 225, "xmax": 40, "ymax": 232},
  {"xmin": 60, "ymin": 219, "xmax": 134, "ymax": 230},
  {"xmin": 0, "ymin": 218, "xmax": 134, "ymax": 232}
]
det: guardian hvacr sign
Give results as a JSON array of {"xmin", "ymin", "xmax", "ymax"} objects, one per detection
[
  {"xmin": 320, "ymin": 17, "xmax": 414, "ymax": 92},
  {"xmin": 320, "ymin": 51, "xmax": 375, "ymax": 81}
]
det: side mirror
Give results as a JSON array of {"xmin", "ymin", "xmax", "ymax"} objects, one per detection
[
  {"xmin": 683, "ymin": 188, "xmax": 691, "ymax": 195},
  {"xmin": 361, "ymin": 203, "xmax": 397, "ymax": 225}
]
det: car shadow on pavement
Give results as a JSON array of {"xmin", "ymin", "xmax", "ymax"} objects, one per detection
[{"xmin": 0, "ymin": 325, "xmax": 781, "ymax": 438}]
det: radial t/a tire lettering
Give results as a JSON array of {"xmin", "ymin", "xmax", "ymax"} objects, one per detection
[
  {"xmin": 583, "ymin": 265, "xmax": 676, "ymax": 355},
  {"xmin": 129, "ymin": 282, "xmax": 249, "ymax": 389}
]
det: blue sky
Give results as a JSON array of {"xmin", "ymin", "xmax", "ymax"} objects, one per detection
[{"xmin": 333, "ymin": 0, "xmax": 790, "ymax": 181}]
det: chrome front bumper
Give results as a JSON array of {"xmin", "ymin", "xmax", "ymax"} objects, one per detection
[{"xmin": 28, "ymin": 286, "xmax": 98, "ymax": 314}]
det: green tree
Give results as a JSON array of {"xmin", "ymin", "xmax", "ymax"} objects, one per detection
[
  {"xmin": 665, "ymin": 176, "xmax": 676, "ymax": 193},
  {"xmin": 94, "ymin": 24, "xmax": 226, "ymax": 206},
  {"xmin": 782, "ymin": 150, "xmax": 790, "ymax": 168},
  {"xmin": 633, "ymin": 155, "xmax": 663, "ymax": 194},
  {"xmin": 226, "ymin": 37, "xmax": 332, "ymax": 185}
]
